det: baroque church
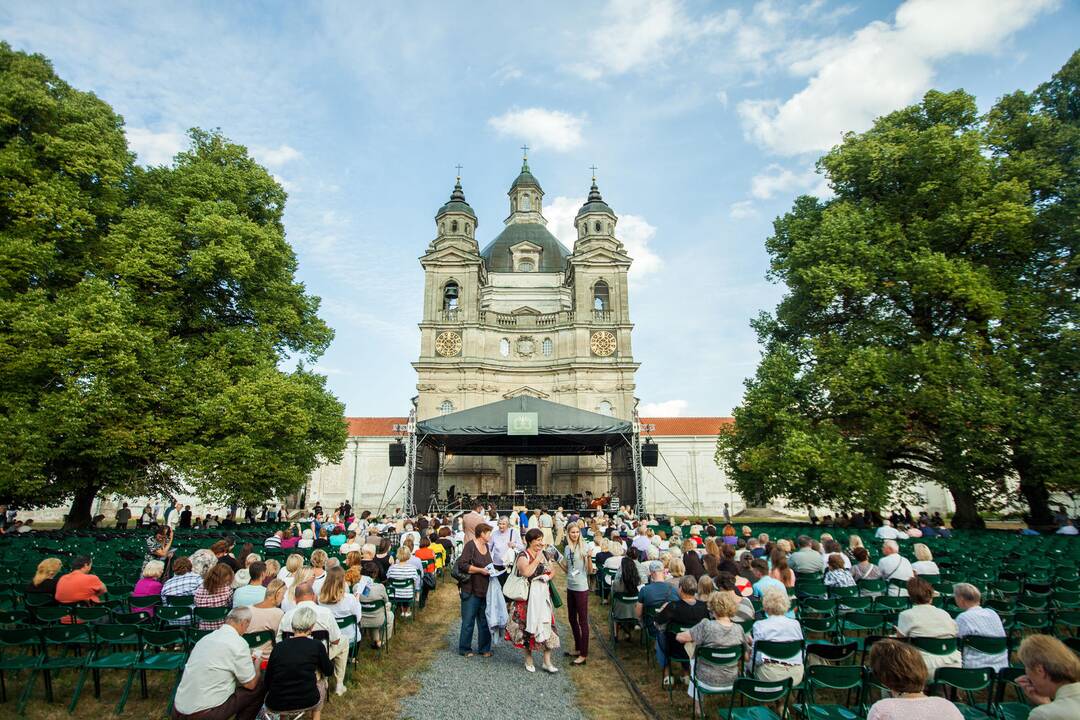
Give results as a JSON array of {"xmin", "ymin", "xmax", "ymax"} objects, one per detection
[{"xmin": 304, "ymin": 156, "xmax": 744, "ymax": 515}]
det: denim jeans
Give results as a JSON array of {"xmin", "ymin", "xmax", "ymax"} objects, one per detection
[{"xmin": 458, "ymin": 591, "xmax": 491, "ymax": 655}]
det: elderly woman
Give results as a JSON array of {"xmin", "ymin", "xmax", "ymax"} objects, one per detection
[
  {"xmin": 247, "ymin": 578, "xmax": 286, "ymax": 657},
  {"xmin": 27, "ymin": 558, "xmax": 62, "ymax": 597},
  {"xmin": 351, "ymin": 560, "xmax": 394, "ymax": 648},
  {"xmin": 506, "ymin": 528, "xmax": 561, "ymax": 673},
  {"xmin": 297, "ymin": 527, "xmax": 315, "ymax": 549},
  {"xmin": 160, "ymin": 556, "xmax": 201, "ymax": 604},
  {"xmin": 188, "ymin": 548, "xmax": 217, "ymax": 579},
  {"xmin": 750, "ymin": 588, "xmax": 804, "ymax": 686},
  {"xmin": 132, "ymin": 560, "xmax": 165, "ymax": 616},
  {"xmin": 1016, "ymin": 634, "xmax": 1080, "ymax": 718},
  {"xmin": 850, "ymin": 547, "xmax": 881, "ymax": 581},
  {"xmin": 264, "ymin": 606, "xmax": 335, "ymax": 720},
  {"xmin": 896, "ymin": 576, "xmax": 960, "ymax": 675},
  {"xmin": 318, "ymin": 567, "xmax": 361, "ymax": 695},
  {"xmin": 866, "ymin": 640, "xmax": 963, "ymax": 719},
  {"xmin": 676, "ymin": 590, "xmax": 745, "ymax": 714},
  {"xmin": 194, "ymin": 563, "xmax": 234, "ymax": 629},
  {"xmin": 911, "ymin": 544, "xmax": 940, "ymax": 577}
]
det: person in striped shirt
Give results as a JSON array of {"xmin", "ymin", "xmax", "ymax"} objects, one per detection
[{"xmin": 386, "ymin": 546, "xmax": 420, "ymax": 618}]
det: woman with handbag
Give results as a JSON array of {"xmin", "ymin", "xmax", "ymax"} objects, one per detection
[
  {"xmin": 456, "ymin": 522, "xmax": 494, "ymax": 657},
  {"xmin": 505, "ymin": 528, "xmax": 561, "ymax": 673}
]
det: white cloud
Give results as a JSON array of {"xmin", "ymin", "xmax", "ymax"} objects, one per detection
[
  {"xmin": 750, "ymin": 163, "xmax": 828, "ymax": 199},
  {"xmin": 251, "ymin": 143, "xmax": 302, "ymax": 167},
  {"xmin": 738, "ymin": 0, "xmax": 1058, "ymax": 155},
  {"xmin": 619, "ymin": 214, "xmax": 662, "ymax": 279},
  {"xmin": 488, "ymin": 108, "xmax": 585, "ymax": 152},
  {"xmin": 567, "ymin": 0, "xmax": 737, "ymax": 80},
  {"xmin": 640, "ymin": 399, "xmax": 688, "ymax": 417},
  {"xmin": 729, "ymin": 200, "xmax": 756, "ymax": 219},
  {"xmin": 126, "ymin": 127, "xmax": 186, "ymax": 166},
  {"xmin": 545, "ymin": 196, "xmax": 662, "ymax": 281}
]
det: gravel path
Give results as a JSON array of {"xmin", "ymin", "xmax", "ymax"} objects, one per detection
[{"xmin": 399, "ymin": 616, "xmax": 587, "ymax": 720}]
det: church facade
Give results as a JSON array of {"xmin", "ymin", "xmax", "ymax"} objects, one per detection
[{"xmin": 304, "ymin": 158, "xmax": 743, "ymax": 515}]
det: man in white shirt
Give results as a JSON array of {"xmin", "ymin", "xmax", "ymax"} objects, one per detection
[
  {"xmin": 874, "ymin": 520, "xmax": 904, "ymax": 540},
  {"xmin": 165, "ymin": 501, "xmax": 182, "ymax": 532},
  {"xmin": 1057, "ymin": 520, "xmax": 1079, "ymax": 535},
  {"xmin": 173, "ymin": 607, "xmax": 265, "ymax": 720},
  {"xmin": 631, "ymin": 526, "xmax": 652, "ymax": 558},
  {"xmin": 877, "ymin": 539, "xmax": 914, "ymax": 596}
]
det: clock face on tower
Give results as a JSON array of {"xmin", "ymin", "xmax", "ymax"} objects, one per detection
[
  {"xmin": 435, "ymin": 331, "xmax": 462, "ymax": 357},
  {"xmin": 590, "ymin": 331, "xmax": 617, "ymax": 357}
]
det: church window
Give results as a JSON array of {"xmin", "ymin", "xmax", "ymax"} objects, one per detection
[
  {"xmin": 440, "ymin": 222, "xmax": 445, "ymax": 233},
  {"xmin": 440, "ymin": 400, "xmax": 454, "ymax": 415},
  {"xmin": 522, "ymin": 193, "xmax": 531, "ymax": 211},
  {"xmin": 593, "ymin": 280, "xmax": 610, "ymax": 312},
  {"xmin": 542, "ymin": 338, "xmax": 553, "ymax": 356},
  {"xmin": 594, "ymin": 220, "xmax": 602, "ymax": 233},
  {"xmin": 451, "ymin": 219, "xmax": 459, "ymax": 233},
  {"xmin": 465, "ymin": 223, "xmax": 471, "ymax": 235},
  {"xmin": 598, "ymin": 400, "xmax": 613, "ymax": 416},
  {"xmin": 518, "ymin": 260, "xmax": 535, "ymax": 272},
  {"xmin": 443, "ymin": 281, "xmax": 459, "ymax": 311},
  {"xmin": 500, "ymin": 338, "xmax": 510, "ymax": 357}
]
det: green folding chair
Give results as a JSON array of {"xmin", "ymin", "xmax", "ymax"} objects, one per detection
[
  {"xmin": 156, "ymin": 605, "xmax": 192, "ymax": 627},
  {"xmin": 960, "ymin": 635, "xmax": 1008, "ymax": 667},
  {"xmin": 609, "ymin": 591, "xmax": 640, "ymax": 645},
  {"xmin": 193, "ymin": 606, "xmax": 230, "ymax": 629},
  {"xmin": 243, "ymin": 629, "xmax": 276, "ymax": 651},
  {"xmin": 73, "ymin": 606, "xmax": 111, "ymax": 624},
  {"xmin": 69, "ymin": 624, "xmax": 142, "ymax": 714},
  {"xmin": 909, "ymin": 636, "xmax": 959, "ymax": 662},
  {"xmin": 749, "ymin": 639, "xmax": 805, "ymax": 677},
  {"xmin": 387, "ymin": 580, "xmax": 417, "ymax": 620},
  {"xmin": 931, "ymin": 666, "xmax": 994, "ymax": 720},
  {"xmin": 791, "ymin": 664, "xmax": 864, "ymax": 720},
  {"xmin": 723, "ymin": 676, "xmax": 793, "ymax": 720},
  {"xmin": 360, "ymin": 598, "xmax": 390, "ymax": 654},
  {"xmin": 32, "ymin": 606, "xmax": 71, "ymax": 624},
  {"xmin": 34, "ymin": 624, "xmax": 92, "ymax": 712},
  {"xmin": 856, "ymin": 579, "xmax": 884, "ymax": 597},
  {"xmin": 122, "ymin": 628, "xmax": 188, "ymax": 715},
  {"xmin": 993, "ymin": 666, "xmax": 1032, "ymax": 720},
  {"xmin": 0, "ymin": 627, "xmax": 42, "ymax": 715},
  {"xmin": 688, "ymin": 644, "xmax": 741, "ymax": 720},
  {"xmin": 336, "ymin": 615, "xmax": 360, "ymax": 667}
]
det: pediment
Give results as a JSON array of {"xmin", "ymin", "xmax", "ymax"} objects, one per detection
[
  {"xmin": 509, "ymin": 240, "xmax": 543, "ymax": 253},
  {"xmin": 503, "ymin": 386, "xmax": 550, "ymax": 399},
  {"xmin": 571, "ymin": 246, "xmax": 631, "ymax": 266},
  {"xmin": 510, "ymin": 306, "xmax": 542, "ymax": 316},
  {"xmin": 421, "ymin": 246, "xmax": 482, "ymax": 266}
]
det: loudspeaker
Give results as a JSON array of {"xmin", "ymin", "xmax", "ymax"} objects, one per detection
[
  {"xmin": 389, "ymin": 443, "xmax": 406, "ymax": 466},
  {"xmin": 641, "ymin": 441, "xmax": 658, "ymax": 467}
]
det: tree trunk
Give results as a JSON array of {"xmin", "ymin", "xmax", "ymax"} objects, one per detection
[
  {"xmin": 63, "ymin": 484, "xmax": 100, "ymax": 530},
  {"xmin": 948, "ymin": 488, "xmax": 985, "ymax": 529},
  {"xmin": 1014, "ymin": 452, "xmax": 1055, "ymax": 529}
]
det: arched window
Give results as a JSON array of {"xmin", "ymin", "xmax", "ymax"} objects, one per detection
[
  {"xmin": 593, "ymin": 280, "xmax": 610, "ymax": 312},
  {"xmin": 598, "ymin": 400, "xmax": 613, "ymax": 416},
  {"xmin": 594, "ymin": 220, "xmax": 602, "ymax": 233},
  {"xmin": 542, "ymin": 338, "xmax": 553, "ymax": 356},
  {"xmin": 443, "ymin": 281, "xmax": 459, "ymax": 311},
  {"xmin": 518, "ymin": 260, "xmax": 535, "ymax": 272},
  {"xmin": 500, "ymin": 338, "xmax": 511, "ymax": 357},
  {"xmin": 465, "ymin": 223, "xmax": 471, "ymax": 236},
  {"xmin": 440, "ymin": 222, "xmax": 445, "ymax": 233},
  {"xmin": 439, "ymin": 400, "xmax": 454, "ymax": 415},
  {"xmin": 522, "ymin": 194, "xmax": 531, "ymax": 211},
  {"xmin": 451, "ymin": 219, "xmax": 459, "ymax": 233}
]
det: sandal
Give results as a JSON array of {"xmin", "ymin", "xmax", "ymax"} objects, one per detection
[
  {"xmin": 480, "ymin": 652, "xmax": 493, "ymax": 658},
  {"xmin": 462, "ymin": 652, "xmax": 475, "ymax": 658}
]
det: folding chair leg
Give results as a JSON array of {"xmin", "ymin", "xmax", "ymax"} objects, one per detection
[
  {"xmin": 16, "ymin": 668, "xmax": 37, "ymax": 716},
  {"xmin": 42, "ymin": 668, "xmax": 53, "ymax": 703},
  {"xmin": 69, "ymin": 666, "xmax": 90, "ymax": 713},
  {"xmin": 116, "ymin": 668, "xmax": 136, "ymax": 715},
  {"xmin": 164, "ymin": 670, "xmax": 183, "ymax": 719}
]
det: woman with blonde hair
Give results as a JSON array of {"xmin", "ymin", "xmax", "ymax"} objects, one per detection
[
  {"xmin": 283, "ymin": 567, "xmax": 314, "ymax": 613},
  {"xmin": 666, "ymin": 557, "xmax": 686, "ymax": 588},
  {"xmin": 696, "ymin": 574, "xmax": 717, "ymax": 605},
  {"xmin": 704, "ymin": 537, "xmax": 721, "ymax": 562},
  {"xmin": 278, "ymin": 553, "xmax": 304, "ymax": 583},
  {"xmin": 675, "ymin": 590, "xmax": 744, "ymax": 714},
  {"xmin": 27, "ymin": 558, "xmax": 62, "ymax": 596},
  {"xmin": 911, "ymin": 544, "xmax": 940, "ymax": 576},
  {"xmin": 248, "ymin": 579, "xmax": 287, "ymax": 656},
  {"xmin": 132, "ymin": 560, "xmax": 165, "ymax": 616},
  {"xmin": 353, "ymin": 559, "xmax": 394, "ymax": 648},
  {"xmin": 318, "ymin": 567, "xmax": 361, "ymax": 695},
  {"xmin": 386, "ymin": 545, "xmax": 419, "ymax": 618},
  {"xmin": 310, "ymin": 549, "xmax": 329, "ymax": 594}
]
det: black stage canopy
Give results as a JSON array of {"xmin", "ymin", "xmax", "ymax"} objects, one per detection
[{"xmin": 415, "ymin": 396, "xmax": 632, "ymax": 455}]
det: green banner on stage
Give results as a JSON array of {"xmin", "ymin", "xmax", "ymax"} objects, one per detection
[{"xmin": 507, "ymin": 412, "xmax": 539, "ymax": 435}]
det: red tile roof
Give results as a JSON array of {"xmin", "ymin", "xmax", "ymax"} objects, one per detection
[
  {"xmin": 345, "ymin": 416, "xmax": 733, "ymax": 438},
  {"xmin": 346, "ymin": 417, "xmax": 407, "ymax": 437},
  {"xmin": 642, "ymin": 417, "xmax": 733, "ymax": 436}
]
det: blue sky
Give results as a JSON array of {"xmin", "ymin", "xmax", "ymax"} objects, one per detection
[{"xmin": 2, "ymin": 1, "xmax": 1076, "ymax": 417}]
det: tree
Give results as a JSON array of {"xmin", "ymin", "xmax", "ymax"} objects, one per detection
[
  {"xmin": 719, "ymin": 90, "xmax": 1033, "ymax": 528},
  {"xmin": 985, "ymin": 50, "xmax": 1080, "ymax": 526},
  {"xmin": 0, "ymin": 45, "xmax": 347, "ymax": 526}
]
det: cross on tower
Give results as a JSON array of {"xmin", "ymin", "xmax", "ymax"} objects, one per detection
[
  {"xmin": 454, "ymin": 164, "xmax": 463, "ymax": 180},
  {"xmin": 589, "ymin": 164, "xmax": 598, "ymax": 180},
  {"xmin": 520, "ymin": 144, "xmax": 529, "ymax": 159}
]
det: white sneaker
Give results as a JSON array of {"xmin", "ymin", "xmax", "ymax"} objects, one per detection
[{"xmin": 524, "ymin": 662, "xmax": 536, "ymax": 673}]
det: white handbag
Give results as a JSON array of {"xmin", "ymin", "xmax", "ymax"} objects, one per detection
[{"xmin": 503, "ymin": 553, "xmax": 530, "ymax": 601}]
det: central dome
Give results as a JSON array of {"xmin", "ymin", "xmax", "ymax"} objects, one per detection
[{"xmin": 480, "ymin": 223, "xmax": 571, "ymax": 272}]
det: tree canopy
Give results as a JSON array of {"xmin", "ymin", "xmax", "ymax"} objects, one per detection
[
  {"xmin": 0, "ymin": 44, "xmax": 347, "ymax": 525},
  {"xmin": 718, "ymin": 52, "xmax": 1079, "ymax": 528}
]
